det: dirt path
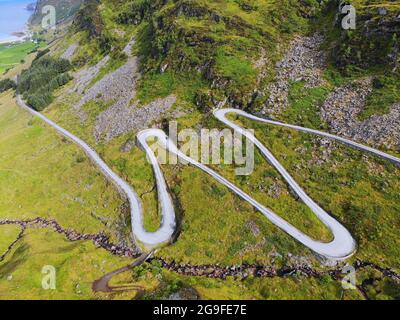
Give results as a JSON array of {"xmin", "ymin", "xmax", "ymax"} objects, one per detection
[{"xmin": 92, "ymin": 252, "xmax": 153, "ymax": 293}]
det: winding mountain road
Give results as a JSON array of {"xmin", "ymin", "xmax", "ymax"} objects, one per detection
[
  {"xmin": 214, "ymin": 109, "xmax": 400, "ymax": 259},
  {"xmin": 16, "ymin": 96, "xmax": 400, "ymax": 260},
  {"xmin": 17, "ymin": 95, "xmax": 174, "ymax": 248}
]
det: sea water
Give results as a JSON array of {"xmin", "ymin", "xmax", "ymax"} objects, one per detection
[{"xmin": 0, "ymin": 0, "xmax": 35, "ymax": 43}]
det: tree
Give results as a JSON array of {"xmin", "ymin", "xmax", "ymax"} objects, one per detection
[{"xmin": 0, "ymin": 79, "xmax": 17, "ymax": 93}]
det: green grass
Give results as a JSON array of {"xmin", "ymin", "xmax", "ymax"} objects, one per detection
[
  {"xmin": 136, "ymin": 71, "xmax": 207, "ymax": 106},
  {"xmin": 0, "ymin": 42, "xmax": 38, "ymax": 75},
  {"xmin": 234, "ymin": 114, "xmax": 400, "ymax": 271},
  {"xmin": 281, "ymin": 80, "xmax": 331, "ymax": 129},
  {"xmin": 43, "ymin": 87, "xmax": 162, "ymax": 235},
  {"xmin": 0, "ymin": 91, "xmax": 124, "ymax": 240},
  {"xmin": 215, "ymin": 45, "xmax": 258, "ymax": 92},
  {"xmin": 2, "ymin": 0, "xmax": 399, "ymax": 300},
  {"xmin": 0, "ymin": 225, "xmax": 21, "ymax": 256},
  {"xmin": 136, "ymin": 72, "xmax": 180, "ymax": 104},
  {"xmin": 158, "ymin": 163, "xmax": 314, "ymax": 266},
  {"xmin": 134, "ymin": 262, "xmax": 364, "ymax": 300},
  {"xmin": 358, "ymin": 267, "xmax": 400, "ymax": 300},
  {"xmin": 0, "ymin": 228, "xmax": 140, "ymax": 300},
  {"xmin": 0, "ymin": 90, "xmax": 153, "ymax": 300}
]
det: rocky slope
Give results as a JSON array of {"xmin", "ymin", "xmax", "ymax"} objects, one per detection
[
  {"xmin": 320, "ymin": 78, "xmax": 400, "ymax": 150},
  {"xmin": 262, "ymin": 33, "xmax": 327, "ymax": 116}
]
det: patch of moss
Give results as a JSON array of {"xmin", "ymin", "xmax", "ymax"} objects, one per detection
[{"xmin": 282, "ymin": 80, "xmax": 331, "ymax": 129}]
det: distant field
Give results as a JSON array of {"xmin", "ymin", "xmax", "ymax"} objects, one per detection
[{"xmin": 0, "ymin": 42, "xmax": 37, "ymax": 75}]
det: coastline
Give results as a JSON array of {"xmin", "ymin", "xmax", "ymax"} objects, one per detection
[
  {"xmin": 0, "ymin": 32, "xmax": 32, "ymax": 45},
  {"xmin": 0, "ymin": 32, "xmax": 31, "ymax": 45},
  {"xmin": 0, "ymin": 1, "xmax": 36, "ymax": 45}
]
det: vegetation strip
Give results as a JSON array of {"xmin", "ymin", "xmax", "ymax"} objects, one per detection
[
  {"xmin": 1, "ymin": 217, "xmax": 398, "ymax": 300},
  {"xmin": 16, "ymin": 96, "xmax": 400, "ymax": 260},
  {"xmin": 152, "ymin": 258, "xmax": 400, "ymax": 282},
  {"xmin": 0, "ymin": 226, "xmax": 25, "ymax": 262},
  {"xmin": 0, "ymin": 217, "xmax": 140, "ymax": 259}
]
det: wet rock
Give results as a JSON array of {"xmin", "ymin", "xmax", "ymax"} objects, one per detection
[{"xmin": 378, "ymin": 7, "xmax": 388, "ymax": 16}]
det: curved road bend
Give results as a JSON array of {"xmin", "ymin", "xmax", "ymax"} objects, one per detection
[
  {"xmin": 137, "ymin": 128, "xmax": 356, "ymax": 260},
  {"xmin": 139, "ymin": 109, "xmax": 399, "ymax": 260},
  {"xmin": 17, "ymin": 95, "xmax": 176, "ymax": 248},
  {"xmin": 213, "ymin": 109, "xmax": 399, "ymax": 259},
  {"xmin": 216, "ymin": 109, "xmax": 400, "ymax": 166}
]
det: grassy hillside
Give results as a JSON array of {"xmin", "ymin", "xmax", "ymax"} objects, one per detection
[
  {"xmin": 314, "ymin": 0, "xmax": 400, "ymax": 120},
  {"xmin": 130, "ymin": 0, "xmax": 324, "ymax": 109},
  {"xmin": 0, "ymin": 91, "xmax": 142, "ymax": 299},
  {"xmin": 329, "ymin": 0, "xmax": 400, "ymax": 72},
  {"xmin": 0, "ymin": 42, "xmax": 39, "ymax": 75},
  {"xmin": 0, "ymin": 0, "xmax": 399, "ymax": 300},
  {"xmin": 0, "ymin": 90, "xmax": 370, "ymax": 300},
  {"xmin": 33, "ymin": 0, "xmax": 400, "ymax": 296},
  {"xmin": 0, "ymin": 92, "xmax": 125, "ymax": 235}
]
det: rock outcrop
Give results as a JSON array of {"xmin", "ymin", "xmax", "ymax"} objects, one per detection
[
  {"xmin": 262, "ymin": 34, "xmax": 327, "ymax": 116},
  {"xmin": 61, "ymin": 43, "xmax": 78, "ymax": 61},
  {"xmin": 320, "ymin": 78, "xmax": 400, "ymax": 150},
  {"xmin": 70, "ymin": 38, "xmax": 178, "ymax": 142},
  {"xmin": 94, "ymin": 95, "xmax": 177, "ymax": 142}
]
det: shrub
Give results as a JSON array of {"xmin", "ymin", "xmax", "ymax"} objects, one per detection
[
  {"xmin": 32, "ymin": 48, "xmax": 50, "ymax": 62},
  {"xmin": 0, "ymin": 79, "xmax": 17, "ymax": 93},
  {"xmin": 17, "ymin": 56, "xmax": 73, "ymax": 111}
]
